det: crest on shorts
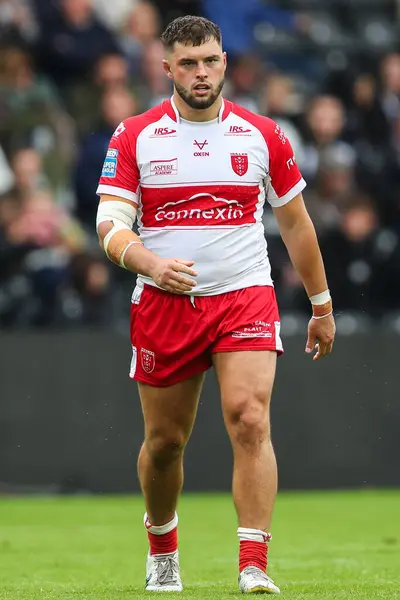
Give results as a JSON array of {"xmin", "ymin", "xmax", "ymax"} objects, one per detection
[
  {"xmin": 231, "ymin": 153, "xmax": 248, "ymax": 176},
  {"xmin": 141, "ymin": 348, "xmax": 155, "ymax": 373}
]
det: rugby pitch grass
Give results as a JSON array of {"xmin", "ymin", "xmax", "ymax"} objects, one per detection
[{"xmin": 0, "ymin": 490, "xmax": 399, "ymax": 599}]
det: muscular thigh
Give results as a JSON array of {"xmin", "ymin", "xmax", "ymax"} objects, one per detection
[
  {"xmin": 138, "ymin": 373, "xmax": 204, "ymax": 442},
  {"xmin": 213, "ymin": 351, "xmax": 277, "ymax": 424},
  {"xmin": 130, "ymin": 284, "xmax": 212, "ymax": 387}
]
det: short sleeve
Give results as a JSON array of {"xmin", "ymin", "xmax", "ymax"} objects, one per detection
[
  {"xmin": 266, "ymin": 123, "xmax": 306, "ymax": 208},
  {"xmin": 96, "ymin": 121, "xmax": 139, "ymax": 204}
]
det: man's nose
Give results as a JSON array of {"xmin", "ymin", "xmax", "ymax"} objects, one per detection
[{"xmin": 196, "ymin": 62, "xmax": 208, "ymax": 78}]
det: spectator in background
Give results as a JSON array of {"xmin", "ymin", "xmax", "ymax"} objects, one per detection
[
  {"xmin": 0, "ymin": 0, "xmax": 37, "ymax": 43},
  {"xmin": 300, "ymin": 95, "xmax": 350, "ymax": 183},
  {"xmin": 259, "ymin": 72, "xmax": 304, "ymax": 166},
  {"xmin": 304, "ymin": 143, "xmax": 358, "ymax": 236},
  {"xmin": 321, "ymin": 199, "xmax": 400, "ymax": 317},
  {"xmin": 10, "ymin": 147, "xmax": 50, "ymax": 201},
  {"xmin": 226, "ymin": 54, "xmax": 263, "ymax": 113},
  {"xmin": 0, "ymin": 45, "xmax": 75, "ymax": 190},
  {"xmin": 348, "ymin": 73, "xmax": 390, "ymax": 146},
  {"xmin": 347, "ymin": 72, "xmax": 396, "ymax": 226},
  {"xmin": 67, "ymin": 251, "xmax": 112, "ymax": 325},
  {"xmin": 140, "ymin": 39, "xmax": 172, "ymax": 107},
  {"xmin": 93, "ymin": 0, "xmax": 136, "ymax": 32},
  {"xmin": 65, "ymin": 51, "xmax": 139, "ymax": 138},
  {"xmin": 74, "ymin": 86, "xmax": 139, "ymax": 229},
  {"xmin": 35, "ymin": 0, "xmax": 119, "ymax": 90},
  {"xmin": 0, "ymin": 184, "xmax": 86, "ymax": 327},
  {"xmin": 380, "ymin": 52, "xmax": 400, "ymax": 125},
  {"xmin": 120, "ymin": 0, "xmax": 162, "ymax": 74}
]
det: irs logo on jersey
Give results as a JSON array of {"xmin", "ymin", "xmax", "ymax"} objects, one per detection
[{"xmin": 231, "ymin": 153, "xmax": 249, "ymax": 177}]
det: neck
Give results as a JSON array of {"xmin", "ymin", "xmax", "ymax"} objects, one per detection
[{"xmin": 173, "ymin": 91, "xmax": 222, "ymax": 122}]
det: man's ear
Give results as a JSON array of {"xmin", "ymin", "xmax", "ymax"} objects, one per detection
[{"xmin": 162, "ymin": 59, "xmax": 173, "ymax": 80}]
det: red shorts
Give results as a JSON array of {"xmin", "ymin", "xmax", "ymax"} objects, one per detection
[{"xmin": 129, "ymin": 284, "xmax": 283, "ymax": 387}]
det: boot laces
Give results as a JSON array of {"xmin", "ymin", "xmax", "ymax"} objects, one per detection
[{"xmin": 154, "ymin": 554, "xmax": 179, "ymax": 585}]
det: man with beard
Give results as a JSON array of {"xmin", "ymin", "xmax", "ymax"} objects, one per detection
[{"xmin": 96, "ymin": 15, "xmax": 335, "ymax": 594}]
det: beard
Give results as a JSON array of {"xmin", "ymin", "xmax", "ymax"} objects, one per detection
[{"xmin": 174, "ymin": 77, "xmax": 225, "ymax": 110}]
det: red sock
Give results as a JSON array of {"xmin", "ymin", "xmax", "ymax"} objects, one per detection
[
  {"xmin": 237, "ymin": 527, "xmax": 272, "ymax": 573},
  {"xmin": 145, "ymin": 512, "xmax": 178, "ymax": 556},
  {"xmin": 148, "ymin": 528, "xmax": 178, "ymax": 555},
  {"xmin": 239, "ymin": 540, "xmax": 268, "ymax": 572}
]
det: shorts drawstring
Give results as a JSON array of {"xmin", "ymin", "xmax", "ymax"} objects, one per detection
[{"xmin": 190, "ymin": 296, "xmax": 196, "ymax": 308}]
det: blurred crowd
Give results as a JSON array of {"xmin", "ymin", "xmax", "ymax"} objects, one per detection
[{"xmin": 0, "ymin": 0, "xmax": 399, "ymax": 329}]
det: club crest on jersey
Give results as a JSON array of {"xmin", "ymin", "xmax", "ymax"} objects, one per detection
[
  {"xmin": 231, "ymin": 153, "xmax": 248, "ymax": 177},
  {"xmin": 141, "ymin": 348, "xmax": 155, "ymax": 373}
]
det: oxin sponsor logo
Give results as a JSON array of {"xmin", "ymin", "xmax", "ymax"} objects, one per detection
[{"xmin": 193, "ymin": 140, "xmax": 209, "ymax": 156}]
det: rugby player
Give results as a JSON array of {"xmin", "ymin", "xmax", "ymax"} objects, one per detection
[{"xmin": 96, "ymin": 15, "xmax": 335, "ymax": 594}]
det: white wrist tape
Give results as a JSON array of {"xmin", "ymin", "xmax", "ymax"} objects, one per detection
[
  {"xmin": 310, "ymin": 290, "xmax": 331, "ymax": 305},
  {"xmin": 312, "ymin": 310, "xmax": 333, "ymax": 320},
  {"xmin": 96, "ymin": 199, "xmax": 138, "ymax": 261},
  {"xmin": 120, "ymin": 241, "xmax": 142, "ymax": 269},
  {"xmin": 103, "ymin": 223, "xmax": 131, "ymax": 256}
]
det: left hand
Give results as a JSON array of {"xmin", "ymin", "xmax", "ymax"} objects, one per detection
[{"xmin": 305, "ymin": 314, "xmax": 336, "ymax": 361}]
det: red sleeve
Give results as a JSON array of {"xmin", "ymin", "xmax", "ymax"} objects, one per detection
[
  {"xmin": 96, "ymin": 120, "xmax": 140, "ymax": 204},
  {"xmin": 265, "ymin": 122, "xmax": 306, "ymax": 207}
]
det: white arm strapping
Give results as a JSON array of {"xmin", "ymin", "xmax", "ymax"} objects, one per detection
[{"xmin": 96, "ymin": 200, "xmax": 137, "ymax": 256}]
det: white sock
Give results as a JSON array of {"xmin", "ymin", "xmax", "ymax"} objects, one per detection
[
  {"xmin": 144, "ymin": 512, "xmax": 178, "ymax": 535},
  {"xmin": 237, "ymin": 527, "xmax": 272, "ymax": 543}
]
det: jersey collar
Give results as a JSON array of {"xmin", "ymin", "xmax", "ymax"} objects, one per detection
[{"xmin": 163, "ymin": 96, "xmax": 232, "ymax": 124}]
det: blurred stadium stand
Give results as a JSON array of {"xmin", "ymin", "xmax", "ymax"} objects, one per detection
[{"xmin": 0, "ymin": 0, "xmax": 399, "ymax": 330}]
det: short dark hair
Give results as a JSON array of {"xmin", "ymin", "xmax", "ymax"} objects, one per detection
[{"xmin": 161, "ymin": 15, "xmax": 221, "ymax": 51}]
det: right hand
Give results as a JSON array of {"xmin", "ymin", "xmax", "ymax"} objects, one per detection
[{"xmin": 149, "ymin": 258, "xmax": 198, "ymax": 294}]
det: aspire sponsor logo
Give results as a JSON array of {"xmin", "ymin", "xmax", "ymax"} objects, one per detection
[{"xmin": 150, "ymin": 158, "xmax": 178, "ymax": 176}]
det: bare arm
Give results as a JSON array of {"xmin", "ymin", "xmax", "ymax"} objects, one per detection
[
  {"xmin": 273, "ymin": 193, "xmax": 335, "ymax": 359},
  {"xmin": 272, "ymin": 193, "xmax": 328, "ymax": 299},
  {"xmin": 97, "ymin": 195, "xmax": 197, "ymax": 293}
]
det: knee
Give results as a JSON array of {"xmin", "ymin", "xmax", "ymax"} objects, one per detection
[
  {"xmin": 226, "ymin": 394, "xmax": 271, "ymax": 451},
  {"xmin": 145, "ymin": 430, "xmax": 186, "ymax": 470}
]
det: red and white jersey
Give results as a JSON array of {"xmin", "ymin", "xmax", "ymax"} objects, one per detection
[{"xmin": 97, "ymin": 97, "xmax": 306, "ymax": 295}]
